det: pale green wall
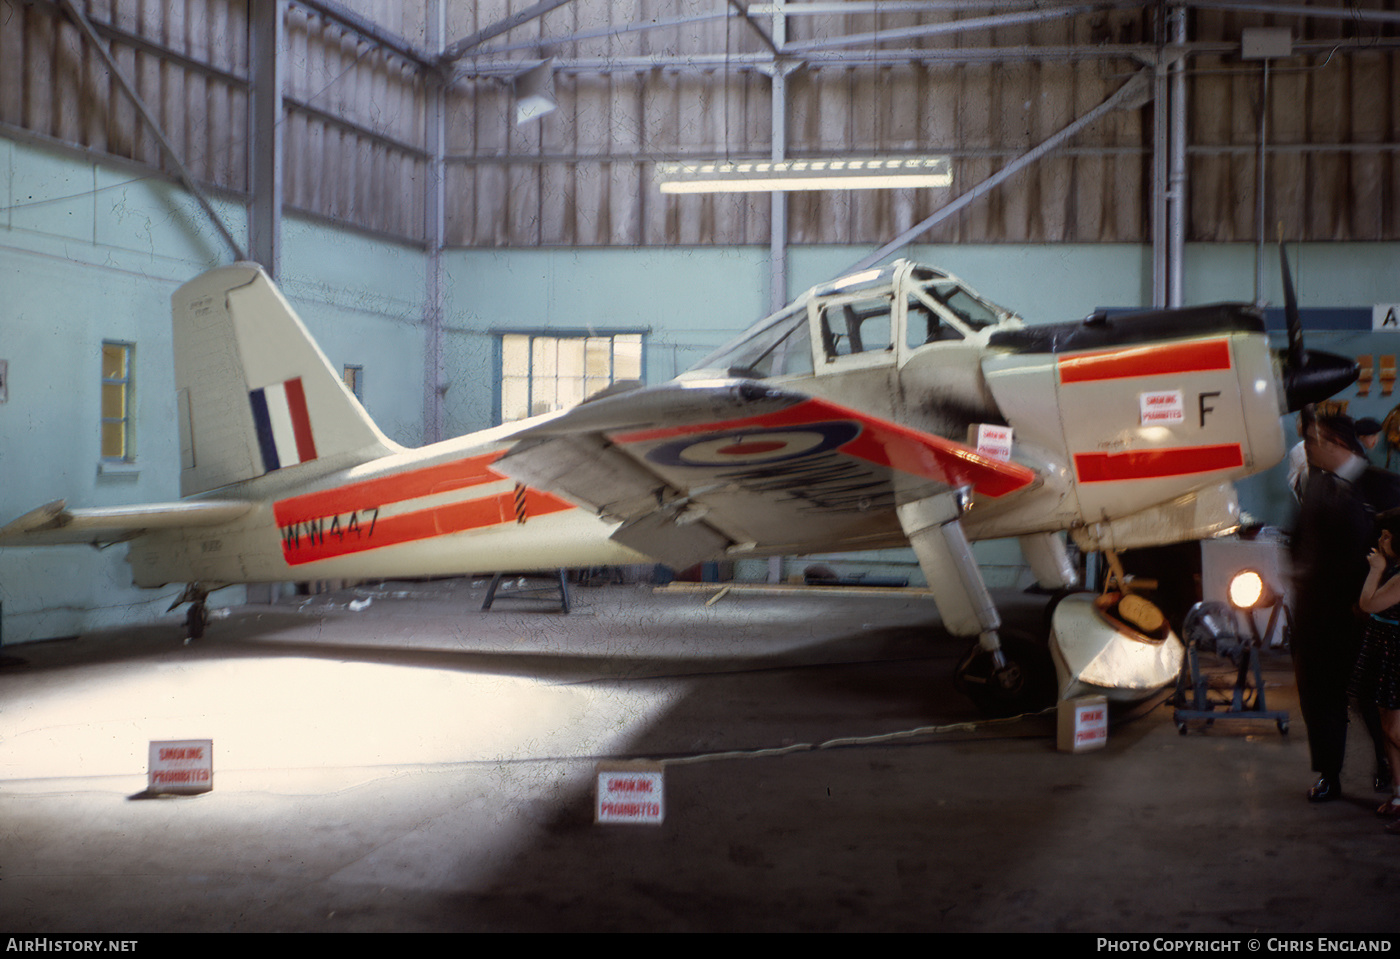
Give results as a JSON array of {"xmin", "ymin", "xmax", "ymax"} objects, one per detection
[
  {"xmin": 279, "ymin": 218, "xmax": 428, "ymax": 446},
  {"xmin": 443, "ymin": 243, "xmax": 1400, "ymax": 434},
  {"xmin": 440, "ymin": 242, "xmax": 1400, "ymax": 585},
  {"xmin": 6, "ymin": 132, "xmax": 1400, "ymax": 640},
  {"xmin": 0, "ymin": 139, "xmax": 427, "ymax": 642},
  {"xmin": 441, "ymin": 247, "xmax": 770, "ymax": 436}
]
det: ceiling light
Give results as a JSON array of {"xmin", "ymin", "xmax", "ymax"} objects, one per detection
[
  {"xmin": 656, "ymin": 156, "xmax": 951, "ymax": 194},
  {"xmin": 513, "ymin": 59, "xmax": 557, "ymax": 126}
]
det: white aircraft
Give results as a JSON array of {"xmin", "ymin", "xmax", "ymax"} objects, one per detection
[{"xmin": 0, "ymin": 256, "xmax": 1353, "ymax": 712}]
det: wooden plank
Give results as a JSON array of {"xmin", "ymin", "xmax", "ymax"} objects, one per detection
[
  {"xmin": 54, "ymin": 15, "xmax": 82, "ymax": 146},
  {"xmin": 505, "ymin": 42, "xmax": 543, "ymax": 246},
  {"xmin": 1270, "ymin": 46, "xmax": 1308, "ymax": 241},
  {"xmin": 0, "ymin": 1, "xmax": 23, "ymax": 126},
  {"xmin": 184, "ymin": 50, "xmax": 208, "ymax": 183},
  {"xmin": 645, "ymin": 69, "xmax": 680, "ymax": 245},
  {"xmin": 920, "ymin": 64, "xmax": 959, "ymax": 245},
  {"xmin": 576, "ymin": 73, "xmax": 610, "ymax": 245},
  {"xmin": 23, "ymin": 4, "xmax": 55, "ymax": 140},
  {"xmin": 1306, "ymin": 49, "xmax": 1349, "ymax": 240},
  {"xmin": 78, "ymin": 11, "xmax": 110, "ymax": 152},
  {"xmin": 537, "ymin": 47, "xmax": 572, "ymax": 245}
]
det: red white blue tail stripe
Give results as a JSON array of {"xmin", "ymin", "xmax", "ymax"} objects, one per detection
[{"xmin": 250, "ymin": 377, "xmax": 318, "ymax": 472}]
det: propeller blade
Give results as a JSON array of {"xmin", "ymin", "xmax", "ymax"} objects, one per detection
[{"xmin": 1280, "ymin": 242, "xmax": 1303, "ymax": 370}]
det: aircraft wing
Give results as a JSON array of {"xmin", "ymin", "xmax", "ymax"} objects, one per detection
[
  {"xmin": 0, "ymin": 499, "xmax": 254, "ymax": 547},
  {"xmin": 496, "ymin": 380, "xmax": 1038, "ymax": 569}
]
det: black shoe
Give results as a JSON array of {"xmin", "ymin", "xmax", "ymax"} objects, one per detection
[
  {"xmin": 1308, "ymin": 777, "xmax": 1342, "ymax": 803},
  {"xmin": 1376, "ymin": 761, "xmax": 1393, "ymax": 793}
]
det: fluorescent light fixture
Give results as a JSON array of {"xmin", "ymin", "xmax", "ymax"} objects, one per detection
[{"xmin": 656, "ymin": 156, "xmax": 952, "ymax": 193}]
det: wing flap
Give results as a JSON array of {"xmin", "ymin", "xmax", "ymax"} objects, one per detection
[{"xmin": 0, "ymin": 499, "xmax": 254, "ymax": 547}]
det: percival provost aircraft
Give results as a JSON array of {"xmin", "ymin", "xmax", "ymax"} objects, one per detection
[{"xmin": 0, "ymin": 256, "xmax": 1354, "ymax": 711}]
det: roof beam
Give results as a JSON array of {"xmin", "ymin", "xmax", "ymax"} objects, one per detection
[
  {"xmin": 441, "ymin": 0, "xmax": 578, "ymax": 63},
  {"xmin": 727, "ymin": 0, "xmax": 781, "ymax": 56},
  {"xmin": 1188, "ymin": 0, "xmax": 1400, "ymax": 26}
]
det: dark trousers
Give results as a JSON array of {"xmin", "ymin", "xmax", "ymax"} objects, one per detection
[{"xmin": 1292, "ymin": 610, "xmax": 1387, "ymax": 778}]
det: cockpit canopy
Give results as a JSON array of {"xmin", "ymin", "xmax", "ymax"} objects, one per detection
[{"xmin": 689, "ymin": 260, "xmax": 1020, "ymax": 379}]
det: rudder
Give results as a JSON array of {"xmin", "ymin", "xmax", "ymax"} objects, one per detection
[{"xmin": 172, "ymin": 263, "xmax": 399, "ymax": 496}]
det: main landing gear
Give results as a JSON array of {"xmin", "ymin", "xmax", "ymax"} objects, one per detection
[
  {"xmin": 953, "ymin": 630, "xmax": 1058, "ymax": 717},
  {"xmin": 169, "ymin": 584, "xmax": 211, "ymax": 642},
  {"xmin": 897, "ymin": 494, "xmax": 1067, "ymax": 717}
]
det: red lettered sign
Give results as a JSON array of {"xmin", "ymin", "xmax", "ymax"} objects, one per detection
[
  {"xmin": 1057, "ymin": 696, "xmax": 1109, "ymax": 753},
  {"xmin": 596, "ymin": 762, "xmax": 664, "ymax": 824},
  {"xmin": 148, "ymin": 739, "xmax": 213, "ymax": 794}
]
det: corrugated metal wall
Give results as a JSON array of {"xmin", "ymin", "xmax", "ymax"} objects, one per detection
[
  {"xmin": 283, "ymin": 3, "xmax": 426, "ymax": 238},
  {"xmin": 2, "ymin": 0, "xmax": 1397, "ymax": 248},
  {"xmin": 1191, "ymin": 6, "xmax": 1400, "ymax": 241},
  {"xmin": 0, "ymin": 0, "xmax": 251, "ymax": 193}
]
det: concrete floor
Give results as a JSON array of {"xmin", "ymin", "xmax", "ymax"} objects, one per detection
[{"xmin": 1, "ymin": 579, "xmax": 1396, "ymax": 933}]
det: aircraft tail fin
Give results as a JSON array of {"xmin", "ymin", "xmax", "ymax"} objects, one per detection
[{"xmin": 172, "ymin": 263, "xmax": 400, "ymax": 497}]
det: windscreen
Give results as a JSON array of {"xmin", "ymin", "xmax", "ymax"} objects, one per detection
[{"xmin": 691, "ymin": 303, "xmax": 814, "ymax": 378}]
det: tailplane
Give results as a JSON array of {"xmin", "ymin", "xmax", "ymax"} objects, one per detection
[{"xmin": 172, "ymin": 263, "xmax": 400, "ymax": 496}]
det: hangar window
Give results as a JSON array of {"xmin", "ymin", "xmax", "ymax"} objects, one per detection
[
  {"xmin": 499, "ymin": 332, "xmax": 644, "ymax": 422},
  {"xmin": 343, "ymin": 365, "xmax": 364, "ymax": 401},
  {"xmin": 100, "ymin": 341, "xmax": 135, "ymax": 461}
]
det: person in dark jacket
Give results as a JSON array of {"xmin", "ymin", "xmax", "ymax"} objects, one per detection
[{"xmin": 1290, "ymin": 414, "xmax": 1400, "ymax": 802}]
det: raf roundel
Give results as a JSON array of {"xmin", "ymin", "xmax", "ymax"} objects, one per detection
[{"xmin": 645, "ymin": 421, "xmax": 862, "ymax": 468}]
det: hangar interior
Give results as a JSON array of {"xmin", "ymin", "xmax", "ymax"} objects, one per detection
[
  {"xmin": 3, "ymin": 0, "xmax": 1400, "ymax": 641},
  {"xmin": 1, "ymin": 0, "xmax": 1400, "ymax": 933}
]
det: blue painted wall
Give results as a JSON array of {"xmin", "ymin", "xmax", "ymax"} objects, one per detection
[
  {"xmin": 0, "ymin": 140, "xmax": 427, "ymax": 641},
  {"xmin": 4, "ymin": 134, "xmax": 1400, "ymax": 637}
]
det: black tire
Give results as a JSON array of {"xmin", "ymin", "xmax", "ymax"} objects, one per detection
[{"xmin": 954, "ymin": 630, "xmax": 1058, "ymax": 717}]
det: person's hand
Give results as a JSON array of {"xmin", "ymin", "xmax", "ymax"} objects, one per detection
[{"xmin": 1368, "ymin": 547, "xmax": 1387, "ymax": 572}]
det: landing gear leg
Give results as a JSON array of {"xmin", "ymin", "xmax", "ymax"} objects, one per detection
[
  {"xmin": 897, "ymin": 493, "xmax": 1057, "ymax": 716},
  {"xmin": 184, "ymin": 600, "xmax": 208, "ymax": 642},
  {"xmin": 169, "ymin": 584, "xmax": 211, "ymax": 643}
]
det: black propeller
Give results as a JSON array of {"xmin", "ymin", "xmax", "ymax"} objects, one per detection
[{"xmin": 1278, "ymin": 242, "xmax": 1358, "ymax": 412}]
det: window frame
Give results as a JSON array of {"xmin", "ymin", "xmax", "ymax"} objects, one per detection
[
  {"xmin": 810, "ymin": 291, "xmax": 899, "ymax": 374},
  {"xmin": 100, "ymin": 340, "xmax": 136, "ymax": 462},
  {"xmin": 342, "ymin": 364, "xmax": 364, "ymax": 401},
  {"xmin": 493, "ymin": 329, "xmax": 647, "ymax": 424}
]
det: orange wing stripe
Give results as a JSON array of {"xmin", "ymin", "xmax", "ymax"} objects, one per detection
[{"xmin": 615, "ymin": 396, "xmax": 1036, "ymax": 499}]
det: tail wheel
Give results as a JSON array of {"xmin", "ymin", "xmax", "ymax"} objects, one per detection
[{"xmin": 954, "ymin": 630, "xmax": 1057, "ymax": 717}]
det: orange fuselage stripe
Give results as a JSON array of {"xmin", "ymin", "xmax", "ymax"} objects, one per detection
[
  {"xmin": 272, "ymin": 451, "xmax": 575, "ymax": 566},
  {"xmin": 278, "ymin": 487, "xmax": 574, "ymax": 565},
  {"xmin": 1073, "ymin": 443, "xmax": 1244, "ymax": 483},
  {"xmin": 273, "ymin": 451, "xmax": 507, "ymax": 526}
]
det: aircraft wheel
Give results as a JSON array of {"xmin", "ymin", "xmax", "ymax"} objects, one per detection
[{"xmin": 954, "ymin": 631, "xmax": 1057, "ymax": 717}]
